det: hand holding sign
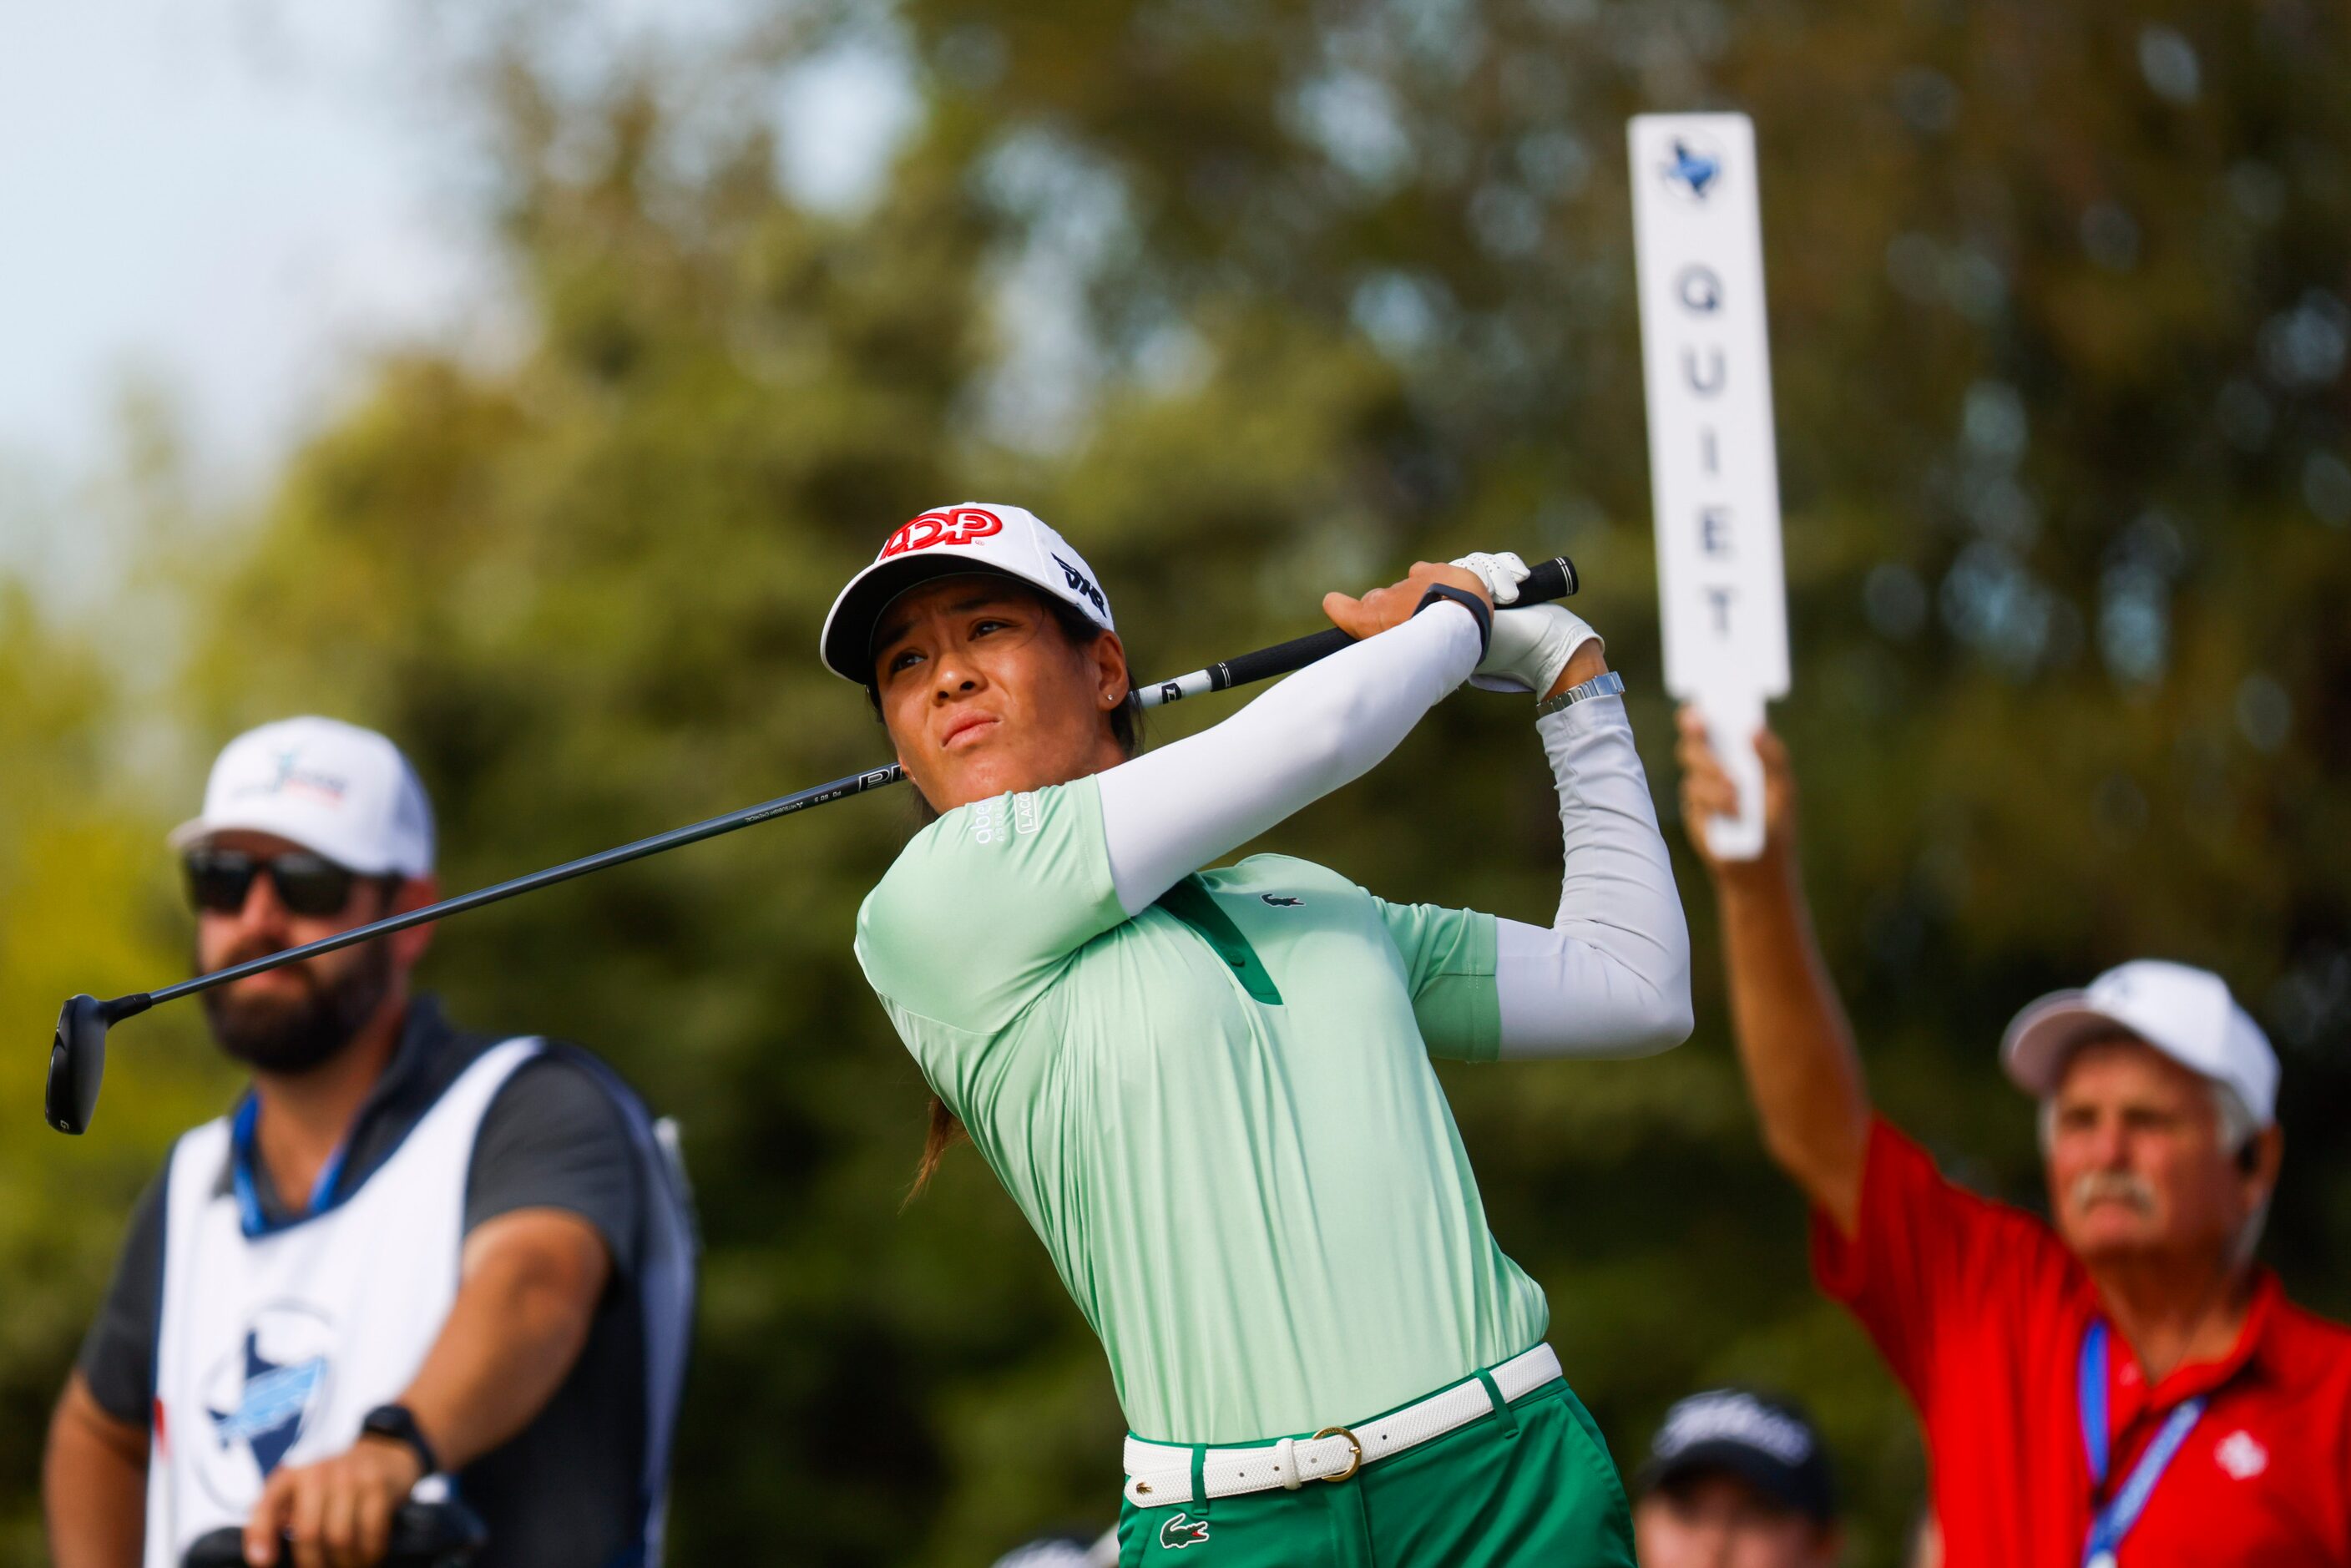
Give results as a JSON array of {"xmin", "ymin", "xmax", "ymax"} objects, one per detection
[{"xmin": 1629, "ymin": 114, "xmax": 1790, "ymax": 860}]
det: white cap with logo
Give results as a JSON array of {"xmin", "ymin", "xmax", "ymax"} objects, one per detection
[
  {"xmin": 819, "ymin": 503, "xmax": 1115, "ymax": 684},
  {"xmin": 169, "ymin": 716, "xmax": 436, "ymax": 878},
  {"xmin": 2001, "ymin": 959, "xmax": 2278, "ymax": 1127}
]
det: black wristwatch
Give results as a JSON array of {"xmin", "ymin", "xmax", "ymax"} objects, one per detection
[
  {"xmin": 360, "ymin": 1404, "xmax": 441, "ymax": 1477},
  {"xmin": 1414, "ymin": 583, "xmax": 1493, "ymax": 657}
]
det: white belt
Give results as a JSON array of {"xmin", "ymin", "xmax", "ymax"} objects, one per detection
[{"xmin": 1122, "ymin": 1343, "xmax": 1562, "ymax": 1508}]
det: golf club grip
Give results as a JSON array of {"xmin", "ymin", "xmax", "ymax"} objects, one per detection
[
  {"xmin": 1196, "ymin": 554, "xmax": 1579, "ymax": 696},
  {"xmin": 180, "ymin": 1500, "xmax": 485, "ymax": 1568},
  {"xmin": 1207, "ymin": 627, "xmax": 1355, "ymax": 692}
]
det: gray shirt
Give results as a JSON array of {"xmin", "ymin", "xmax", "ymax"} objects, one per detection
[{"xmin": 78, "ymin": 995, "xmax": 658, "ymax": 1568}]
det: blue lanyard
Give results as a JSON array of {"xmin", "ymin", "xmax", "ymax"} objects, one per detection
[
  {"xmin": 229, "ymin": 1095, "xmax": 352, "ymax": 1238},
  {"xmin": 2078, "ymin": 1320, "xmax": 2206, "ymax": 1567}
]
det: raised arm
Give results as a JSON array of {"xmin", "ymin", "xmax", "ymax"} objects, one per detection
[
  {"xmin": 1422, "ymin": 549, "xmax": 1690, "ymax": 1059},
  {"xmin": 1674, "ymin": 711, "xmax": 1872, "ymax": 1234},
  {"xmin": 1491, "ymin": 683, "xmax": 1693, "ymax": 1060},
  {"xmin": 1098, "ymin": 562, "xmax": 1491, "ymax": 914}
]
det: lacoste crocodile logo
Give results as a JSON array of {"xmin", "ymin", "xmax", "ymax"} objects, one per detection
[
  {"xmin": 1159, "ymin": 1510, "xmax": 1211, "ymax": 1550},
  {"xmin": 1261, "ymin": 894, "xmax": 1302, "ymax": 908}
]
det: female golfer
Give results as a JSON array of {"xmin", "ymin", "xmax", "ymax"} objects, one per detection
[{"xmin": 824, "ymin": 503, "xmax": 1691, "ymax": 1565}]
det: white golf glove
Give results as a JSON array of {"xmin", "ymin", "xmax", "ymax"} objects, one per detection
[{"xmin": 1450, "ymin": 550, "xmax": 1602, "ymax": 696}]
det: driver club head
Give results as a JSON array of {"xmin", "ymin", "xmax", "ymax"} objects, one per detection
[{"xmin": 47, "ymin": 994, "xmax": 109, "ymax": 1136}]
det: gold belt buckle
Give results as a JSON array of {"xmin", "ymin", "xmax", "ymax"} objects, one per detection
[{"xmin": 1311, "ymin": 1425, "xmax": 1363, "ymax": 1483}]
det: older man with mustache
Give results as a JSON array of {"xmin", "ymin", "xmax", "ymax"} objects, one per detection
[{"xmin": 1676, "ymin": 718, "xmax": 2351, "ymax": 1568}]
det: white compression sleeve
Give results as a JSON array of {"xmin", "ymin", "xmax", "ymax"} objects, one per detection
[
  {"xmin": 1098, "ymin": 603, "xmax": 1483, "ymax": 916},
  {"xmin": 1493, "ymin": 696, "xmax": 1694, "ymax": 1059}
]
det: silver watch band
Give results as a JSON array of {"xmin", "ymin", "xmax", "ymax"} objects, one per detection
[{"xmin": 1534, "ymin": 670, "xmax": 1626, "ymax": 716}]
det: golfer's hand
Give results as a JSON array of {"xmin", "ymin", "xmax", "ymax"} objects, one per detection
[
  {"xmin": 243, "ymin": 1434, "xmax": 422, "ymax": 1568},
  {"xmin": 1449, "ymin": 549, "xmax": 1603, "ymax": 697},
  {"xmin": 1322, "ymin": 561, "xmax": 1491, "ymax": 640},
  {"xmin": 1674, "ymin": 706, "xmax": 1797, "ymax": 883}
]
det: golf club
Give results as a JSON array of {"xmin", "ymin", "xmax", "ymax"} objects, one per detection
[{"xmin": 48, "ymin": 555, "xmax": 1577, "ymax": 1135}]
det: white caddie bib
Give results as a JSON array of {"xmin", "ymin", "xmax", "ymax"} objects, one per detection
[{"xmin": 144, "ymin": 1038, "xmax": 541, "ymax": 1567}]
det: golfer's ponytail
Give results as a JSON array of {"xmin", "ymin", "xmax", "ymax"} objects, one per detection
[{"xmin": 908, "ymin": 1095, "xmax": 967, "ymax": 1201}]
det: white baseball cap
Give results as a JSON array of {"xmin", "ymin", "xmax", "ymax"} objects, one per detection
[
  {"xmin": 169, "ymin": 716, "xmax": 436, "ymax": 878},
  {"xmin": 819, "ymin": 502, "xmax": 1115, "ymax": 684},
  {"xmin": 2001, "ymin": 959, "xmax": 2278, "ymax": 1127}
]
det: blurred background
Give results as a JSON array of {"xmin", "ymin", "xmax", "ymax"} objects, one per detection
[{"xmin": 3, "ymin": 0, "xmax": 2346, "ymax": 1561}]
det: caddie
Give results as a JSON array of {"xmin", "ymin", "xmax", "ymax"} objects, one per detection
[
  {"xmin": 827, "ymin": 503, "xmax": 1695, "ymax": 1564},
  {"xmin": 43, "ymin": 717, "xmax": 697, "ymax": 1568}
]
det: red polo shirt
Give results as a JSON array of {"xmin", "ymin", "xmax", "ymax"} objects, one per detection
[{"xmin": 1813, "ymin": 1118, "xmax": 2351, "ymax": 1566}]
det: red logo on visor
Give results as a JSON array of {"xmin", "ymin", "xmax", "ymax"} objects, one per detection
[{"xmin": 879, "ymin": 507, "xmax": 1004, "ymax": 559}]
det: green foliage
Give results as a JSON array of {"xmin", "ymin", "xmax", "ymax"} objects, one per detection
[
  {"xmin": 4, "ymin": 2, "xmax": 2346, "ymax": 1563},
  {"xmin": 0, "ymin": 589, "xmax": 242, "ymax": 1565}
]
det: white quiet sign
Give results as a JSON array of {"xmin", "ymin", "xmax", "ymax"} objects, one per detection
[{"xmin": 1629, "ymin": 112, "xmax": 1791, "ymax": 860}]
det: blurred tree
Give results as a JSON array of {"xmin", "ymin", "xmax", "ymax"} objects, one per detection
[
  {"xmin": 0, "ymin": 581, "xmax": 239, "ymax": 1564},
  {"xmin": 4, "ymin": 0, "xmax": 2344, "ymax": 1562}
]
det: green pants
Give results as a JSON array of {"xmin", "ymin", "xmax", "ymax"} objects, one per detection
[{"xmin": 1116, "ymin": 1378, "xmax": 1636, "ymax": 1566}]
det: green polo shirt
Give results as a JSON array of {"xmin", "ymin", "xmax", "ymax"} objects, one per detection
[{"xmin": 854, "ymin": 776, "xmax": 1550, "ymax": 1444}]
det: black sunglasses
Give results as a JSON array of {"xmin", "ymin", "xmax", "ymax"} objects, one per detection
[{"xmin": 183, "ymin": 847, "xmax": 382, "ymax": 918}]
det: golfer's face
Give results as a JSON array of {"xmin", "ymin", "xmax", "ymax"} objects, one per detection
[
  {"xmin": 2045, "ymin": 1036, "xmax": 2252, "ymax": 1265},
  {"xmin": 872, "ymin": 576, "xmax": 1125, "ymax": 812}
]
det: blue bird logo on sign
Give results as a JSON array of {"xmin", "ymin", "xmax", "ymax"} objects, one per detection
[{"xmin": 1662, "ymin": 137, "xmax": 1723, "ymax": 201}]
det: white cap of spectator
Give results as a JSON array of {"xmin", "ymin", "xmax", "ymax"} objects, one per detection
[
  {"xmin": 2001, "ymin": 959, "xmax": 2278, "ymax": 1130},
  {"xmin": 169, "ymin": 716, "xmax": 436, "ymax": 878}
]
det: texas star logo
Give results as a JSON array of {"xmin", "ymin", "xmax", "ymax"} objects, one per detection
[
  {"xmin": 1158, "ymin": 1511, "xmax": 1211, "ymax": 1550},
  {"xmin": 196, "ymin": 1305, "xmax": 337, "ymax": 1505},
  {"xmin": 2214, "ymin": 1429, "xmax": 2269, "ymax": 1479},
  {"xmin": 1660, "ymin": 134, "xmax": 1724, "ymax": 203}
]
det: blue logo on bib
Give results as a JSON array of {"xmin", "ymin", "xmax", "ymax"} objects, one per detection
[{"xmin": 207, "ymin": 1328, "xmax": 328, "ymax": 1478}]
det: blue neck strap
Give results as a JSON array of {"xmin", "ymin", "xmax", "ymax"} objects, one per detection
[
  {"xmin": 2078, "ymin": 1319, "xmax": 2207, "ymax": 1566},
  {"xmin": 230, "ymin": 1095, "xmax": 352, "ymax": 1239}
]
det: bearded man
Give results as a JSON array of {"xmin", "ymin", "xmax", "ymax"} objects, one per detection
[{"xmin": 44, "ymin": 717, "xmax": 696, "ymax": 1568}]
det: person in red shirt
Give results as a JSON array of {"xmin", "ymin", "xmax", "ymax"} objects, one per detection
[{"xmin": 1675, "ymin": 715, "xmax": 2351, "ymax": 1566}]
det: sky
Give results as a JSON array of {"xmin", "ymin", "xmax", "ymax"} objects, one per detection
[
  {"xmin": 0, "ymin": 0, "xmax": 916, "ymax": 538},
  {"xmin": 0, "ymin": 1, "xmax": 490, "ymax": 498}
]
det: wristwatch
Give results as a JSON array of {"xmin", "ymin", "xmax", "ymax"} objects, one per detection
[
  {"xmin": 360, "ymin": 1404, "xmax": 441, "ymax": 1477},
  {"xmin": 1534, "ymin": 670, "xmax": 1626, "ymax": 716},
  {"xmin": 1413, "ymin": 582, "xmax": 1493, "ymax": 656}
]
